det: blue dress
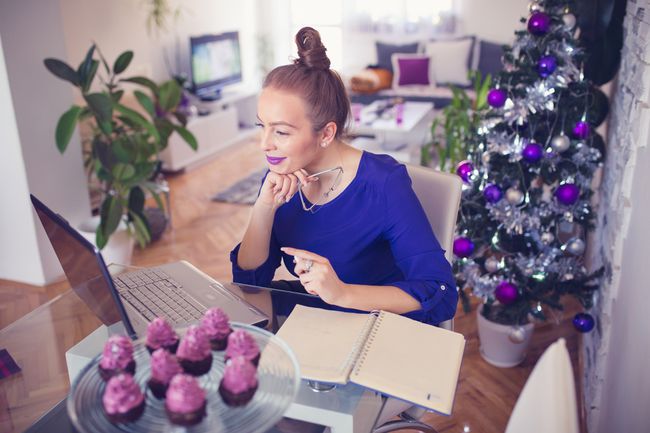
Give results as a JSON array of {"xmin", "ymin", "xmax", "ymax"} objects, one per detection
[{"xmin": 231, "ymin": 151, "xmax": 457, "ymax": 326}]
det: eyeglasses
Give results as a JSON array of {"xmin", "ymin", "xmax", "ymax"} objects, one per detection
[{"xmin": 297, "ymin": 166, "xmax": 344, "ymax": 213}]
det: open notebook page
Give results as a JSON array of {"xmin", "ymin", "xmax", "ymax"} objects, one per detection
[{"xmin": 276, "ymin": 305, "xmax": 375, "ymax": 384}]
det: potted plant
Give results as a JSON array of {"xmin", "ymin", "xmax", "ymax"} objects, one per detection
[
  {"xmin": 451, "ymin": 2, "xmax": 605, "ymax": 367},
  {"xmin": 44, "ymin": 44, "xmax": 197, "ymax": 251},
  {"xmin": 420, "ymin": 70, "xmax": 492, "ymax": 171}
]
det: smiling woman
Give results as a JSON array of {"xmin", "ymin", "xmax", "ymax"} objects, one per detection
[{"xmin": 231, "ymin": 26, "xmax": 457, "ymax": 328}]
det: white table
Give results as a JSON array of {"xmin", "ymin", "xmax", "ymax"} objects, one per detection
[{"xmin": 349, "ymin": 101, "xmax": 434, "ymax": 164}]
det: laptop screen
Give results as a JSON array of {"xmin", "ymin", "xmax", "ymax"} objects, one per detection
[{"xmin": 30, "ymin": 194, "xmax": 135, "ymax": 336}]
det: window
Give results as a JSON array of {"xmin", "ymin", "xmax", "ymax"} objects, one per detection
[{"xmin": 289, "ymin": 1, "xmax": 343, "ymax": 70}]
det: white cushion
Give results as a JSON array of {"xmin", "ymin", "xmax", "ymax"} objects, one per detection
[
  {"xmin": 422, "ymin": 38, "xmax": 473, "ymax": 86},
  {"xmin": 390, "ymin": 53, "xmax": 437, "ymax": 92}
]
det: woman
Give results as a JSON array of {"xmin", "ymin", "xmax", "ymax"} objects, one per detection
[{"xmin": 231, "ymin": 27, "xmax": 456, "ymax": 326}]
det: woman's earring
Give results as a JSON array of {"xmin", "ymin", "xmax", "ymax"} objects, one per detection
[{"xmin": 321, "ymin": 142, "xmax": 327, "ymax": 148}]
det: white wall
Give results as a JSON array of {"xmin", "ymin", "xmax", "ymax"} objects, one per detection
[
  {"xmin": 0, "ymin": 0, "xmax": 91, "ymax": 285},
  {"xmin": 584, "ymin": 1, "xmax": 650, "ymax": 431},
  {"xmin": 456, "ymin": 0, "xmax": 529, "ymax": 44}
]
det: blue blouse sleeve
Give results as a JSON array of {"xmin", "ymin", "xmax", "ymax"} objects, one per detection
[
  {"xmin": 230, "ymin": 230, "xmax": 282, "ymax": 287},
  {"xmin": 382, "ymin": 165, "xmax": 458, "ymax": 325}
]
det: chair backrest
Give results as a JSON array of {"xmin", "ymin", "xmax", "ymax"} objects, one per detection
[
  {"xmin": 505, "ymin": 338, "xmax": 579, "ymax": 433},
  {"xmin": 406, "ymin": 164, "xmax": 462, "ymax": 330}
]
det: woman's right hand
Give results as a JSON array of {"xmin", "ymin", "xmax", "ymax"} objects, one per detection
[{"xmin": 257, "ymin": 169, "xmax": 312, "ymax": 209}]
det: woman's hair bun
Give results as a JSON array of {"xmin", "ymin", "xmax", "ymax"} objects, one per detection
[{"xmin": 294, "ymin": 27, "xmax": 330, "ymax": 70}]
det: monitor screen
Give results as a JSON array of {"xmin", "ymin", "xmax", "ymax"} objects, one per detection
[{"xmin": 190, "ymin": 31, "xmax": 242, "ymax": 100}]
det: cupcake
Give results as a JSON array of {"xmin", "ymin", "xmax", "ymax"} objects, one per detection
[
  {"xmin": 176, "ymin": 325, "xmax": 213, "ymax": 376},
  {"xmin": 165, "ymin": 374, "xmax": 207, "ymax": 426},
  {"xmin": 200, "ymin": 307, "xmax": 232, "ymax": 350},
  {"xmin": 147, "ymin": 348, "xmax": 183, "ymax": 399},
  {"xmin": 102, "ymin": 373, "xmax": 145, "ymax": 423},
  {"xmin": 225, "ymin": 329, "xmax": 260, "ymax": 366},
  {"xmin": 146, "ymin": 317, "xmax": 179, "ymax": 354},
  {"xmin": 219, "ymin": 356, "xmax": 258, "ymax": 407},
  {"xmin": 98, "ymin": 335, "xmax": 136, "ymax": 381}
]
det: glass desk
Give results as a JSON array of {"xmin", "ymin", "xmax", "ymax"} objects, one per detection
[{"xmin": 0, "ymin": 281, "xmax": 386, "ymax": 433}]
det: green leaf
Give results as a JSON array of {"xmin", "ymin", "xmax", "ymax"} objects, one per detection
[
  {"xmin": 158, "ymin": 80, "xmax": 181, "ymax": 112},
  {"xmin": 129, "ymin": 211, "xmax": 151, "ymax": 247},
  {"xmin": 100, "ymin": 195, "xmax": 123, "ymax": 241},
  {"xmin": 82, "ymin": 60, "xmax": 99, "ymax": 92},
  {"xmin": 115, "ymin": 104, "xmax": 160, "ymax": 143},
  {"xmin": 95, "ymin": 224, "xmax": 108, "ymax": 250},
  {"xmin": 128, "ymin": 186, "xmax": 146, "ymax": 214},
  {"xmin": 134, "ymin": 90, "xmax": 155, "ymax": 117},
  {"xmin": 77, "ymin": 45, "xmax": 96, "ymax": 91},
  {"xmin": 121, "ymin": 76, "xmax": 159, "ymax": 94},
  {"xmin": 144, "ymin": 181, "xmax": 166, "ymax": 212},
  {"xmin": 173, "ymin": 111, "xmax": 188, "ymax": 126},
  {"xmin": 43, "ymin": 58, "xmax": 80, "ymax": 86},
  {"xmin": 111, "ymin": 90, "xmax": 125, "ymax": 103},
  {"xmin": 112, "ymin": 163, "xmax": 136, "ymax": 181},
  {"xmin": 113, "ymin": 51, "xmax": 134, "ymax": 74},
  {"xmin": 84, "ymin": 93, "xmax": 113, "ymax": 133},
  {"xmin": 173, "ymin": 125, "xmax": 198, "ymax": 151},
  {"xmin": 55, "ymin": 105, "xmax": 83, "ymax": 153},
  {"xmin": 111, "ymin": 138, "xmax": 133, "ymax": 162}
]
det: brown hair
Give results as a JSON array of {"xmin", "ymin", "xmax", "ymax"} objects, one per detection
[{"xmin": 263, "ymin": 27, "xmax": 350, "ymax": 139}]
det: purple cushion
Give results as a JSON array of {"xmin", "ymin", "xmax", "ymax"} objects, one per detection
[{"xmin": 397, "ymin": 57, "xmax": 431, "ymax": 86}]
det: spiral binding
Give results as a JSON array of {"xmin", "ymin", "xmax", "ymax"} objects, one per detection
[{"xmin": 351, "ymin": 311, "xmax": 384, "ymax": 377}]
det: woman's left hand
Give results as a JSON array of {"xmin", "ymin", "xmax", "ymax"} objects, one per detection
[{"xmin": 281, "ymin": 247, "xmax": 348, "ymax": 306}]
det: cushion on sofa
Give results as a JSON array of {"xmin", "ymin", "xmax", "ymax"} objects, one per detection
[
  {"xmin": 477, "ymin": 40, "xmax": 504, "ymax": 78},
  {"xmin": 375, "ymin": 41, "xmax": 419, "ymax": 73},
  {"xmin": 350, "ymin": 68, "xmax": 393, "ymax": 94},
  {"xmin": 421, "ymin": 37, "xmax": 474, "ymax": 87},
  {"xmin": 391, "ymin": 53, "xmax": 436, "ymax": 90}
]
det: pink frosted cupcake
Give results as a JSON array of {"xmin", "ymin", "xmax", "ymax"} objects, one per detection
[
  {"xmin": 146, "ymin": 317, "xmax": 179, "ymax": 354},
  {"xmin": 98, "ymin": 335, "xmax": 136, "ymax": 381},
  {"xmin": 165, "ymin": 374, "xmax": 207, "ymax": 426},
  {"xmin": 176, "ymin": 325, "xmax": 213, "ymax": 376},
  {"xmin": 102, "ymin": 373, "xmax": 145, "ymax": 423},
  {"xmin": 225, "ymin": 329, "xmax": 260, "ymax": 366},
  {"xmin": 147, "ymin": 348, "xmax": 183, "ymax": 399},
  {"xmin": 200, "ymin": 307, "xmax": 232, "ymax": 350},
  {"xmin": 219, "ymin": 356, "xmax": 258, "ymax": 406}
]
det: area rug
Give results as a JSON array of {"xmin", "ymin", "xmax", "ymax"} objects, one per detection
[{"xmin": 211, "ymin": 168, "xmax": 267, "ymax": 205}]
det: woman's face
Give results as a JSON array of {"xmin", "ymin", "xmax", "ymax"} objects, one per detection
[{"xmin": 256, "ymin": 86, "xmax": 321, "ymax": 174}]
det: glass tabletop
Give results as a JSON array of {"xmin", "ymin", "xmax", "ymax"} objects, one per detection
[{"xmin": 0, "ymin": 277, "xmax": 384, "ymax": 433}]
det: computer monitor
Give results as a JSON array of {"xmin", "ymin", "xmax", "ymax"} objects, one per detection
[{"xmin": 190, "ymin": 31, "xmax": 242, "ymax": 101}]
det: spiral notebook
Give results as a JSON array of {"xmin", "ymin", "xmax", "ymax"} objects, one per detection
[{"xmin": 276, "ymin": 304, "xmax": 465, "ymax": 415}]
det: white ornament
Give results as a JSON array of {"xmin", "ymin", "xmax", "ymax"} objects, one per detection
[
  {"xmin": 506, "ymin": 188, "xmax": 525, "ymax": 205},
  {"xmin": 508, "ymin": 327, "xmax": 526, "ymax": 344},
  {"xmin": 541, "ymin": 232, "xmax": 555, "ymax": 244},
  {"xmin": 485, "ymin": 256, "xmax": 500, "ymax": 273},
  {"xmin": 529, "ymin": 1, "xmax": 544, "ymax": 12},
  {"xmin": 551, "ymin": 134, "xmax": 571, "ymax": 153},
  {"xmin": 564, "ymin": 237, "xmax": 586, "ymax": 256},
  {"xmin": 562, "ymin": 13, "xmax": 577, "ymax": 30}
]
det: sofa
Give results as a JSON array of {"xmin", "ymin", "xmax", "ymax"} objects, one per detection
[{"xmin": 348, "ymin": 36, "xmax": 504, "ymax": 108}]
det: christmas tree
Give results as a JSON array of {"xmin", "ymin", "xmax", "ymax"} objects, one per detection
[{"xmin": 453, "ymin": 0, "xmax": 606, "ymax": 332}]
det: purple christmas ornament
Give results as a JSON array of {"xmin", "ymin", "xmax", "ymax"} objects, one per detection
[
  {"xmin": 528, "ymin": 12, "xmax": 551, "ymax": 35},
  {"xmin": 537, "ymin": 55, "xmax": 557, "ymax": 78},
  {"xmin": 555, "ymin": 183, "xmax": 580, "ymax": 205},
  {"xmin": 572, "ymin": 121, "xmax": 590, "ymax": 139},
  {"xmin": 521, "ymin": 142, "xmax": 544, "ymax": 163},
  {"xmin": 483, "ymin": 184, "xmax": 503, "ymax": 203},
  {"xmin": 487, "ymin": 88, "xmax": 507, "ymax": 108},
  {"xmin": 456, "ymin": 160, "xmax": 474, "ymax": 183},
  {"xmin": 495, "ymin": 281, "xmax": 518, "ymax": 305},
  {"xmin": 453, "ymin": 237, "xmax": 475, "ymax": 258},
  {"xmin": 572, "ymin": 313, "xmax": 595, "ymax": 333}
]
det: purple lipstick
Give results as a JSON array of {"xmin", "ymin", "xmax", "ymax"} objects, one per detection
[{"xmin": 266, "ymin": 156, "xmax": 286, "ymax": 165}]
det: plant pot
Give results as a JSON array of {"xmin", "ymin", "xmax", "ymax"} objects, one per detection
[
  {"xmin": 476, "ymin": 305, "xmax": 535, "ymax": 368},
  {"xmin": 77, "ymin": 216, "xmax": 135, "ymax": 266}
]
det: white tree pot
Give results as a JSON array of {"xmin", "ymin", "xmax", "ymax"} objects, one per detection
[
  {"xmin": 77, "ymin": 216, "xmax": 134, "ymax": 266},
  {"xmin": 477, "ymin": 306, "xmax": 535, "ymax": 368}
]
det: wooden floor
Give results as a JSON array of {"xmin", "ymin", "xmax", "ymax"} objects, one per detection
[{"xmin": 0, "ymin": 137, "xmax": 586, "ymax": 433}]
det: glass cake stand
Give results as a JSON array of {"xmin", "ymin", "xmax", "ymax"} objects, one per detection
[{"xmin": 67, "ymin": 322, "xmax": 300, "ymax": 433}]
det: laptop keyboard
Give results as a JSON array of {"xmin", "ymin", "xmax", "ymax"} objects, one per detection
[{"xmin": 113, "ymin": 268, "xmax": 205, "ymax": 325}]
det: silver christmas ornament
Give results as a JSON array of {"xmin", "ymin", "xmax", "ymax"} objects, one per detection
[
  {"xmin": 485, "ymin": 256, "xmax": 500, "ymax": 273},
  {"xmin": 508, "ymin": 327, "xmax": 527, "ymax": 344},
  {"xmin": 562, "ymin": 13, "xmax": 577, "ymax": 30},
  {"xmin": 563, "ymin": 237, "xmax": 586, "ymax": 256},
  {"xmin": 541, "ymin": 231, "xmax": 555, "ymax": 244},
  {"xmin": 551, "ymin": 134, "xmax": 571, "ymax": 153},
  {"xmin": 557, "ymin": 218, "xmax": 583, "ymax": 243},
  {"xmin": 506, "ymin": 187, "xmax": 525, "ymax": 205},
  {"xmin": 528, "ymin": 1, "xmax": 544, "ymax": 12}
]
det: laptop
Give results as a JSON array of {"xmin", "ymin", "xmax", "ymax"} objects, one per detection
[{"xmin": 30, "ymin": 194, "xmax": 268, "ymax": 338}]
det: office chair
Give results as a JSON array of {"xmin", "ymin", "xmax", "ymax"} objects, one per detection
[{"xmin": 373, "ymin": 164, "xmax": 462, "ymax": 433}]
